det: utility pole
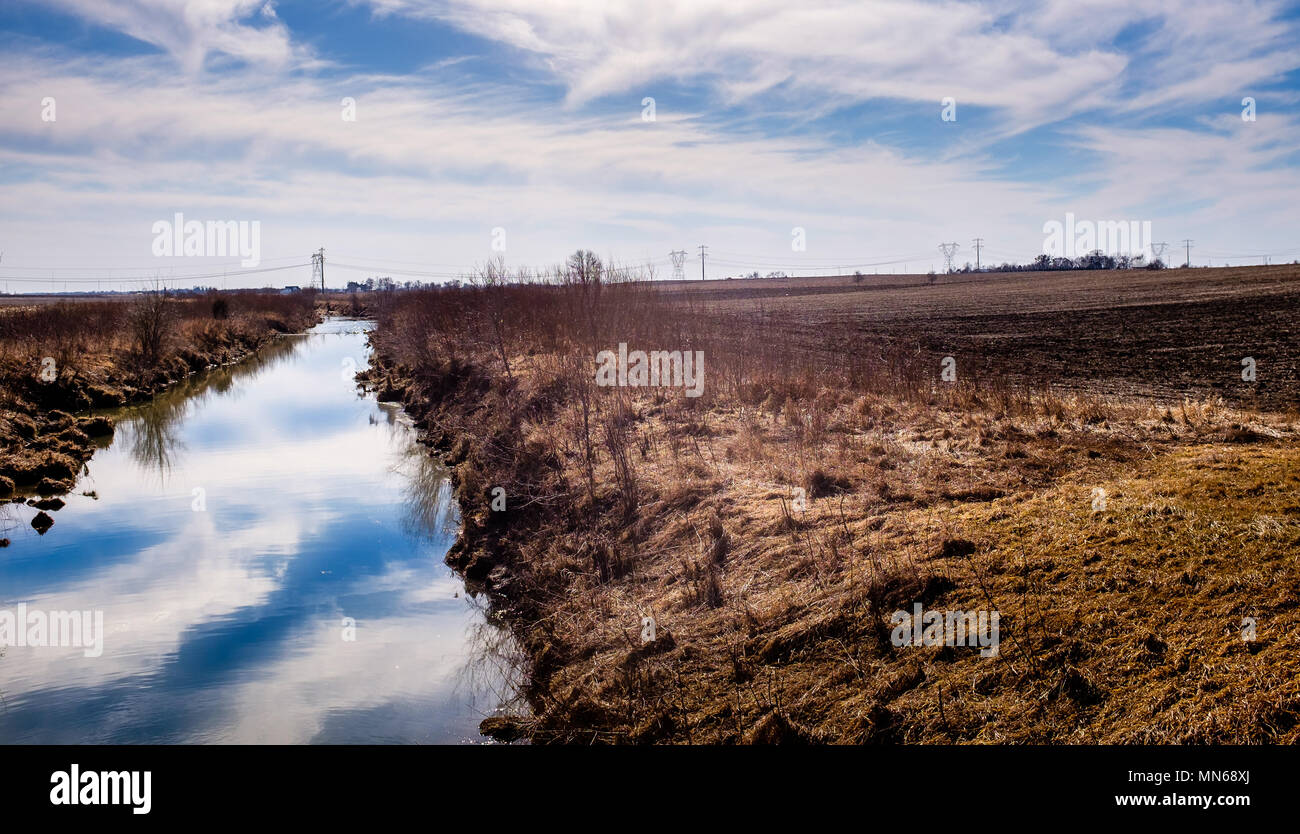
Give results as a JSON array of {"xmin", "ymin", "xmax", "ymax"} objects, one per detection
[
  {"xmin": 971, "ymin": 238, "xmax": 983, "ymax": 270},
  {"xmin": 669, "ymin": 249, "xmax": 688, "ymax": 281},
  {"xmin": 311, "ymin": 248, "xmax": 326, "ymax": 291},
  {"xmin": 938, "ymin": 242, "xmax": 959, "ymax": 273},
  {"xmin": 1181, "ymin": 239, "xmax": 1193, "ymax": 268},
  {"xmin": 698, "ymin": 244, "xmax": 708, "ymax": 280}
]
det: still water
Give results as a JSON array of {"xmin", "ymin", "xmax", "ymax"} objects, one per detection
[{"xmin": 0, "ymin": 319, "xmax": 518, "ymax": 743}]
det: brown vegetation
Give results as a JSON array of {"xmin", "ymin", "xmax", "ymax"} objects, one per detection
[
  {"xmin": 368, "ymin": 262, "xmax": 1300, "ymax": 743},
  {"xmin": 0, "ymin": 290, "xmax": 318, "ymax": 514}
]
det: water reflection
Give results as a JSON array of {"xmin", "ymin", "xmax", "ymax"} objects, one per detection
[
  {"xmin": 0, "ymin": 319, "xmax": 522, "ymax": 743},
  {"xmin": 457, "ymin": 597, "xmax": 529, "ymax": 725},
  {"xmin": 119, "ymin": 337, "xmax": 306, "ymax": 485},
  {"xmin": 124, "ymin": 393, "xmax": 188, "ymax": 483},
  {"xmin": 395, "ymin": 442, "xmax": 459, "ymax": 542}
]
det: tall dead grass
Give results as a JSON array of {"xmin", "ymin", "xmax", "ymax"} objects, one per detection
[{"xmin": 367, "ymin": 256, "xmax": 1297, "ymax": 743}]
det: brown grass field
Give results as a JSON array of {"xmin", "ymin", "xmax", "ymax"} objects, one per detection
[{"xmin": 366, "ymin": 262, "xmax": 1300, "ymax": 743}]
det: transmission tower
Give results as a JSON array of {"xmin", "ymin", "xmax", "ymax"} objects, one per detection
[
  {"xmin": 938, "ymin": 242, "xmax": 959, "ymax": 273},
  {"xmin": 698, "ymin": 244, "xmax": 708, "ymax": 280},
  {"xmin": 1149, "ymin": 242, "xmax": 1168, "ymax": 263},
  {"xmin": 1181, "ymin": 239, "xmax": 1194, "ymax": 268},
  {"xmin": 669, "ymin": 249, "xmax": 688, "ymax": 281},
  {"xmin": 311, "ymin": 248, "xmax": 325, "ymax": 291},
  {"xmin": 971, "ymin": 237, "xmax": 983, "ymax": 270}
]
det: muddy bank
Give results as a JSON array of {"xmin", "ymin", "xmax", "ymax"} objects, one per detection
[
  {"xmin": 356, "ymin": 351, "xmax": 563, "ymax": 741},
  {"xmin": 1, "ymin": 307, "xmax": 318, "ymax": 525}
]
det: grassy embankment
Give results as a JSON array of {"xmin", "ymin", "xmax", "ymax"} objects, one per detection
[
  {"xmin": 365, "ymin": 262, "xmax": 1300, "ymax": 743},
  {"xmin": 0, "ymin": 291, "xmax": 318, "ymax": 536}
]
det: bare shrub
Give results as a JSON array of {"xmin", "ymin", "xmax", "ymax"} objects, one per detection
[{"xmin": 128, "ymin": 289, "xmax": 175, "ymax": 366}]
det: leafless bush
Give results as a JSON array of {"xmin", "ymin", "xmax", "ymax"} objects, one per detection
[{"xmin": 128, "ymin": 289, "xmax": 175, "ymax": 366}]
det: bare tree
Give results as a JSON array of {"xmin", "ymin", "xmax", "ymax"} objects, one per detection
[
  {"xmin": 472, "ymin": 256, "xmax": 514, "ymax": 380},
  {"xmin": 129, "ymin": 284, "xmax": 175, "ymax": 367}
]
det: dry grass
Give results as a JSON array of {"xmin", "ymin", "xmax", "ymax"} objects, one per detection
[
  {"xmin": 0, "ymin": 290, "xmax": 318, "ymax": 502},
  {"xmin": 368, "ymin": 261, "xmax": 1300, "ymax": 743}
]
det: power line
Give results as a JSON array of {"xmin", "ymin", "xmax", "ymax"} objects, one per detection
[
  {"xmin": 709, "ymin": 260, "xmax": 922, "ymax": 273},
  {"xmin": 0, "ymin": 262, "xmax": 306, "ymax": 285},
  {"xmin": 327, "ymin": 253, "xmax": 485, "ymax": 269},
  {"xmin": 708, "ymin": 250, "xmax": 935, "ymax": 276},
  {"xmin": 329, "ymin": 262, "xmax": 473, "ymax": 279},
  {"xmin": 8, "ymin": 237, "xmax": 1297, "ymax": 294},
  {"xmin": 0, "ymin": 254, "xmax": 308, "ymax": 272},
  {"xmin": 709, "ymin": 251, "xmax": 932, "ymax": 267},
  {"xmin": 706, "ymin": 248, "xmax": 932, "ymax": 263}
]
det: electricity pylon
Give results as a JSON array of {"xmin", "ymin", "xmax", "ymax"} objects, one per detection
[
  {"xmin": 669, "ymin": 249, "xmax": 688, "ymax": 281},
  {"xmin": 938, "ymin": 242, "xmax": 959, "ymax": 273},
  {"xmin": 311, "ymin": 248, "xmax": 326, "ymax": 291}
]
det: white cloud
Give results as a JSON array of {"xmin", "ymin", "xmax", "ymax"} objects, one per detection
[
  {"xmin": 1, "ymin": 2, "xmax": 1298, "ymax": 285},
  {"xmin": 0, "ymin": 48, "xmax": 1071, "ymax": 278},
  {"xmin": 357, "ymin": 1, "xmax": 1297, "ymax": 120},
  {"xmin": 364, "ymin": 0, "xmax": 1125, "ymax": 122},
  {"xmin": 43, "ymin": 0, "xmax": 298, "ymax": 72}
]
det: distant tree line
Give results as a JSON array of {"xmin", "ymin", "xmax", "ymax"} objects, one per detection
[
  {"xmin": 345, "ymin": 277, "xmax": 427, "ymax": 292},
  {"xmin": 942, "ymin": 250, "xmax": 1166, "ymax": 275}
]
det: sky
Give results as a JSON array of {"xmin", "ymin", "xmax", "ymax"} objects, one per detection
[{"xmin": 1, "ymin": 0, "xmax": 1300, "ymax": 291}]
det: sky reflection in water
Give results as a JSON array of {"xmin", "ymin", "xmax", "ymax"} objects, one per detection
[{"xmin": 0, "ymin": 319, "xmax": 519, "ymax": 743}]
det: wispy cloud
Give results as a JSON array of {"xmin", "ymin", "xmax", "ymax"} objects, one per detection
[
  {"xmin": 1, "ymin": 0, "xmax": 1299, "ymax": 288},
  {"xmin": 43, "ymin": 0, "xmax": 300, "ymax": 71}
]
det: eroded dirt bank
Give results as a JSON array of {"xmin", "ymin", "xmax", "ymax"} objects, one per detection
[{"xmin": 1, "ymin": 295, "xmax": 318, "ymax": 539}]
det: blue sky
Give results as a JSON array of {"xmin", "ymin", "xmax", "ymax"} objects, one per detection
[{"xmin": 2, "ymin": 0, "xmax": 1300, "ymax": 290}]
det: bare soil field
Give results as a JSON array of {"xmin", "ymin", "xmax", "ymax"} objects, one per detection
[
  {"xmin": 669, "ymin": 265, "xmax": 1300, "ymax": 410},
  {"xmin": 0, "ymin": 294, "xmax": 119, "ymax": 307}
]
